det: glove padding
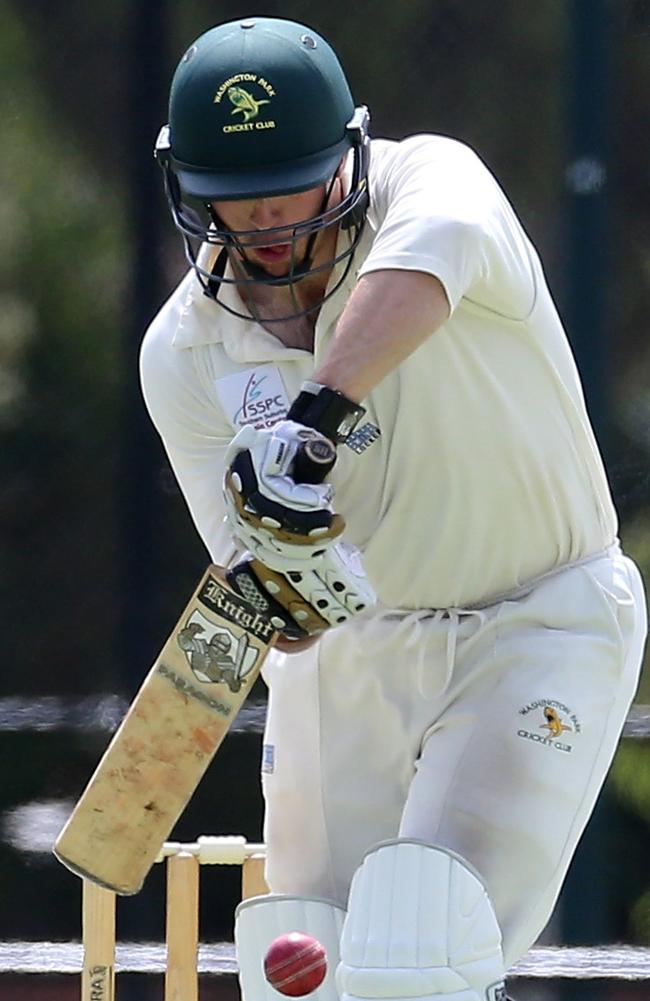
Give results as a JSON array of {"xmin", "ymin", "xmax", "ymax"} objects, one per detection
[
  {"xmin": 223, "ymin": 421, "xmax": 345, "ymax": 573},
  {"xmin": 227, "ymin": 543, "xmax": 376, "ymax": 640}
]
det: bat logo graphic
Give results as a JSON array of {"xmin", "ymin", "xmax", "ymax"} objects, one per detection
[{"xmin": 177, "ymin": 612, "xmax": 257, "ymax": 692}]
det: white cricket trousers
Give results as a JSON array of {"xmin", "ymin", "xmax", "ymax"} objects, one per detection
[{"xmin": 260, "ymin": 546, "xmax": 646, "ymax": 967}]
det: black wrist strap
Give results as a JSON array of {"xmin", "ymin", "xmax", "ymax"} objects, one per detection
[{"xmin": 287, "ymin": 383, "xmax": 366, "ymax": 444}]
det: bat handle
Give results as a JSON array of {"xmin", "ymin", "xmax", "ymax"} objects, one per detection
[{"xmin": 292, "ymin": 436, "xmax": 336, "ymax": 484}]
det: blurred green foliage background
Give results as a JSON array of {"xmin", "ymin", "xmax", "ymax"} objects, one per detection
[{"xmin": 0, "ymin": 0, "xmax": 649, "ymax": 967}]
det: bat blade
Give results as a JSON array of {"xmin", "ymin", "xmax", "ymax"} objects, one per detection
[{"xmin": 54, "ymin": 566, "xmax": 276, "ymax": 895}]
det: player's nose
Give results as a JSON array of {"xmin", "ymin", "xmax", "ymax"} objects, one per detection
[{"xmin": 249, "ymin": 198, "xmax": 283, "ymax": 228}]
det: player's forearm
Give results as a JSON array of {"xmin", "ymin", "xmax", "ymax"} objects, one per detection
[{"xmin": 312, "ymin": 269, "xmax": 450, "ymax": 403}]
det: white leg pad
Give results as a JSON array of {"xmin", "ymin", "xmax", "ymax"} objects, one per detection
[
  {"xmin": 236, "ymin": 894, "xmax": 346, "ymax": 1001},
  {"xmin": 337, "ymin": 840, "xmax": 506, "ymax": 1001}
]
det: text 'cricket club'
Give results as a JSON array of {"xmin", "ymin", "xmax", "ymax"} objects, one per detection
[{"xmin": 200, "ymin": 576, "xmax": 276, "ymax": 642}]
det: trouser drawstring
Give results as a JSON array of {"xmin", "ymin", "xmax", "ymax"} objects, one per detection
[{"xmin": 355, "ymin": 606, "xmax": 487, "ymax": 697}]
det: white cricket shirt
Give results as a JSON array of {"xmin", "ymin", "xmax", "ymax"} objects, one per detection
[{"xmin": 140, "ymin": 135, "xmax": 617, "ymax": 609}]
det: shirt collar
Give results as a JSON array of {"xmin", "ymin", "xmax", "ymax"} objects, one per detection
[{"xmin": 171, "ymin": 247, "xmax": 306, "ymax": 360}]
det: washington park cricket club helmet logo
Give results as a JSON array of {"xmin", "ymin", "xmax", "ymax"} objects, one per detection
[
  {"xmin": 177, "ymin": 611, "xmax": 259, "ymax": 693},
  {"xmin": 214, "ymin": 73, "xmax": 277, "ymax": 134},
  {"xmin": 228, "ymin": 86, "xmax": 269, "ymax": 122},
  {"xmin": 516, "ymin": 699, "xmax": 582, "ymax": 754}
]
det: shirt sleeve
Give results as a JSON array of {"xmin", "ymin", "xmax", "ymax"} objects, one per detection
[
  {"xmin": 359, "ymin": 136, "xmax": 537, "ymax": 320},
  {"xmin": 139, "ymin": 298, "xmax": 237, "ymax": 566}
]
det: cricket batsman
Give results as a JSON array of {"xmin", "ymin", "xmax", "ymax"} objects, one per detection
[{"xmin": 140, "ymin": 17, "xmax": 648, "ymax": 1000}]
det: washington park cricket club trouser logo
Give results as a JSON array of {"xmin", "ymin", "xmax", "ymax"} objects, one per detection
[
  {"xmin": 516, "ymin": 699, "xmax": 581, "ymax": 753},
  {"xmin": 177, "ymin": 612, "xmax": 258, "ymax": 693}
]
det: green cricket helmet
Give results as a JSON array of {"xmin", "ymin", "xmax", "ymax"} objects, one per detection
[{"xmin": 155, "ymin": 17, "xmax": 370, "ymax": 321}]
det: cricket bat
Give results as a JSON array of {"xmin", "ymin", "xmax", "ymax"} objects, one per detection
[
  {"xmin": 54, "ymin": 438, "xmax": 336, "ymax": 895},
  {"xmin": 54, "ymin": 566, "xmax": 277, "ymax": 894}
]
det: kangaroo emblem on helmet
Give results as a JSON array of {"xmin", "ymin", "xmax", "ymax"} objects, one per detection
[{"xmin": 228, "ymin": 86, "xmax": 270, "ymax": 122}]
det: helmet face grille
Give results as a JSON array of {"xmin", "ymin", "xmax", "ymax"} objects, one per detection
[{"xmin": 157, "ymin": 111, "xmax": 370, "ymax": 323}]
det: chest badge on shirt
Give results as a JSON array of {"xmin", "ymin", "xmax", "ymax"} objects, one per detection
[
  {"xmin": 516, "ymin": 699, "xmax": 582, "ymax": 754},
  {"xmin": 215, "ymin": 366, "xmax": 291, "ymax": 431}
]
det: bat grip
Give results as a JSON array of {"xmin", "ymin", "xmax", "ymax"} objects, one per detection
[{"xmin": 292, "ymin": 436, "xmax": 336, "ymax": 484}]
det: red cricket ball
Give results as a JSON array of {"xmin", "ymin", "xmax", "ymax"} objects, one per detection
[{"xmin": 263, "ymin": 931, "xmax": 327, "ymax": 996}]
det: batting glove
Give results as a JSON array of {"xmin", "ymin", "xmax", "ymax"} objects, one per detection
[
  {"xmin": 223, "ymin": 421, "xmax": 344, "ymax": 572},
  {"xmin": 226, "ymin": 542, "xmax": 376, "ymax": 640},
  {"xmin": 223, "ymin": 383, "xmax": 366, "ymax": 573}
]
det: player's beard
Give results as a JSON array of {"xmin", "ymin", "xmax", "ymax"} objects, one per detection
[
  {"xmin": 230, "ymin": 248, "xmax": 307, "ymax": 325},
  {"xmin": 228, "ymin": 233, "xmax": 337, "ymax": 331}
]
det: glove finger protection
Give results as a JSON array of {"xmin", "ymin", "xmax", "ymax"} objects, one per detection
[{"xmin": 227, "ymin": 544, "xmax": 376, "ymax": 640}]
